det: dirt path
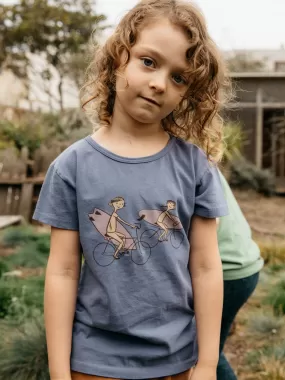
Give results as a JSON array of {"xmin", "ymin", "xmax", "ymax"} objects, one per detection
[{"xmin": 234, "ymin": 190, "xmax": 285, "ymax": 244}]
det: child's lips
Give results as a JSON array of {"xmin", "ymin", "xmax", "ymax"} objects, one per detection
[{"xmin": 140, "ymin": 96, "xmax": 161, "ymax": 107}]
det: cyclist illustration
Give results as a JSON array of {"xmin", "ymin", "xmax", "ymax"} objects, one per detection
[
  {"xmin": 138, "ymin": 200, "xmax": 184, "ymax": 249},
  {"xmin": 95, "ymin": 197, "xmax": 136, "ymax": 259},
  {"xmin": 155, "ymin": 200, "xmax": 179, "ymax": 241},
  {"xmin": 88, "ymin": 199, "xmax": 184, "ymax": 267}
]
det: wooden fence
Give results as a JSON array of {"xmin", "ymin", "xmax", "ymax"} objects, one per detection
[{"xmin": 0, "ymin": 144, "xmax": 66, "ymax": 222}]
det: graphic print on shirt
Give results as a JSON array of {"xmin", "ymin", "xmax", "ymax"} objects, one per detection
[
  {"xmin": 138, "ymin": 200, "xmax": 184, "ymax": 248},
  {"xmin": 88, "ymin": 198, "xmax": 184, "ymax": 267}
]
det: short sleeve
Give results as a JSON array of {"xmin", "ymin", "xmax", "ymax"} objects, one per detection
[
  {"xmin": 33, "ymin": 164, "xmax": 79, "ymax": 230},
  {"xmin": 194, "ymin": 166, "xmax": 228, "ymax": 218}
]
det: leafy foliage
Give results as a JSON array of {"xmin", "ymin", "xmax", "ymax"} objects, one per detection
[
  {"xmin": 227, "ymin": 53, "xmax": 267, "ymax": 72},
  {"xmin": 2, "ymin": 226, "xmax": 48, "ymax": 248},
  {"xmin": 223, "ymin": 121, "xmax": 245, "ymax": 162},
  {"xmin": 0, "ymin": 0, "xmax": 106, "ymax": 110},
  {"xmin": 0, "ymin": 276, "xmax": 45, "ymax": 320},
  {"xmin": 0, "ymin": 318, "xmax": 49, "ymax": 380},
  {"xmin": 229, "ymin": 157, "xmax": 276, "ymax": 196},
  {"xmin": 0, "ymin": 260, "xmax": 11, "ymax": 278},
  {"xmin": 265, "ymin": 279, "xmax": 285, "ymax": 316},
  {"xmin": 0, "ymin": 108, "xmax": 92, "ymax": 152}
]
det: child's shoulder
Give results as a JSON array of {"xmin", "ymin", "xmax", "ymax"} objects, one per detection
[
  {"xmin": 173, "ymin": 136, "xmax": 212, "ymax": 173},
  {"xmin": 174, "ymin": 136, "xmax": 206, "ymax": 156},
  {"xmin": 50, "ymin": 137, "xmax": 90, "ymax": 178}
]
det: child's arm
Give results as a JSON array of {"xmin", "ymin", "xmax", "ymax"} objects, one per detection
[
  {"xmin": 45, "ymin": 227, "xmax": 81, "ymax": 380},
  {"xmin": 189, "ymin": 215, "xmax": 223, "ymax": 372},
  {"xmin": 117, "ymin": 216, "xmax": 136, "ymax": 228}
]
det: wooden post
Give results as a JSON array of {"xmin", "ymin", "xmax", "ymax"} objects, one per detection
[
  {"xmin": 280, "ymin": 132, "xmax": 285, "ymax": 178},
  {"xmin": 271, "ymin": 124, "xmax": 277, "ymax": 175},
  {"xmin": 19, "ymin": 183, "xmax": 34, "ymax": 222},
  {"xmin": 255, "ymin": 88, "xmax": 263, "ymax": 169}
]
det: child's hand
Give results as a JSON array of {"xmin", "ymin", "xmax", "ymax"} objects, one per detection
[{"xmin": 190, "ymin": 363, "xmax": 216, "ymax": 380}]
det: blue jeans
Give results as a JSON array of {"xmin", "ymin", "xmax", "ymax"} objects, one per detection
[{"xmin": 217, "ymin": 272, "xmax": 260, "ymax": 380}]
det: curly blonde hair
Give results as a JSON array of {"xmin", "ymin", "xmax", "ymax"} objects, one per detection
[{"xmin": 82, "ymin": 0, "xmax": 231, "ymax": 162}]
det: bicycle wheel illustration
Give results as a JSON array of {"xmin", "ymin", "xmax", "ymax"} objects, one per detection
[
  {"xmin": 131, "ymin": 241, "xmax": 151, "ymax": 265},
  {"xmin": 140, "ymin": 228, "xmax": 160, "ymax": 248},
  {"xmin": 93, "ymin": 242, "xmax": 115, "ymax": 267},
  {"xmin": 170, "ymin": 229, "xmax": 184, "ymax": 249}
]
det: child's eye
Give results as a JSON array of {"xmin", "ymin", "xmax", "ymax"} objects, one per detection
[
  {"xmin": 141, "ymin": 58, "xmax": 155, "ymax": 68},
  {"xmin": 172, "ymin": 74, "xmax": 187, "ymax": 85}
]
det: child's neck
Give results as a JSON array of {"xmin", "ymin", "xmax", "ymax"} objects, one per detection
[
  {"xmin": 110, "ymin": 98, "xmax": 165, "ymax": 141},
  {"xmin": 91, "ymin": 97, "xmax": 170, "ymax": 158},
  {"xmin": 92, "ymin": 126, "xmax": 170, "ymax": 159},
  {"xmin": 106, "ymin": 123, "xmax": 166, "ymax": 143}
]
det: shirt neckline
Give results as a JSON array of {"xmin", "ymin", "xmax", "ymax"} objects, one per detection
[{"xmin": 85, "ymin": 134, "xmax": 175, "ymax": 164}]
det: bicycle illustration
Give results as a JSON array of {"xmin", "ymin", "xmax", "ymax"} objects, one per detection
[
  {"xmin": 89, "ymin": 207, "xmax": 151, "ymax": 267},
  {"xmin": 140, "ymin": 225, "xmax": 184, "ymax": 249},
  {"xmin": 138, "ymin": 206, "xmax": 184, "ymax": 249},
  {"xmin": 88, "ymin": 201, "xmax": 184, "ymax": 267},
  {"xmin": 92, "ymin": 222, "xmax": 151, "ymax": 267}
]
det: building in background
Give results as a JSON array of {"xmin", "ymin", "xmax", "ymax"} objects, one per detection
[
  {"xmin": 228, "ymin": 72, "xmax": 285, "ymax": 190},
  {"xmin": 224, "ymin": 48, "xmax": 285, "ymax": 72},
  {"xmin": 0, "ymin": 53, "xmax": 79, "ymax": 113}
]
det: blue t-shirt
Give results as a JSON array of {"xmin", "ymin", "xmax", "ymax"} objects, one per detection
[{"xmin": 33, "ymin": 135, "xmax": 228, "ymax": 379}]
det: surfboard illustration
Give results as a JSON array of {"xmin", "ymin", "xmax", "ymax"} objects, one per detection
[
  {"xmin": 88, "ymin": 208, "xmax": 136, "ymax": 250},
  {"xmin": 138, "ymin": 209, "xmax": 182, "ymax": 229}
]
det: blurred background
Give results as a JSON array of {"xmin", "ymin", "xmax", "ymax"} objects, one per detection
[{"xmin": 0, "ymin": 1, "xmax": 284, "ymax": 379}]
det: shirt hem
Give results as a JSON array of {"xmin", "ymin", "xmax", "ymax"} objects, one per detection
[
  {"xmin": 194, "ymin": 205, "xmax": 228, "ymax": 218},
  {"xmin": 223, "ymin": 259, "xmax": 264, "ymax": 281},
  {"xmin": 33, "ymin": 211, "xmax": 78, "ymax": 231},
  {"xmin": 70, "ymin": 358, "xmax": 197, "ymax": 379}
]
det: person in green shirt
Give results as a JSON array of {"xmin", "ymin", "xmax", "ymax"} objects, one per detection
[{"xmin": 217, "ymin": 170, "xmax": 264, "ymax": 379}]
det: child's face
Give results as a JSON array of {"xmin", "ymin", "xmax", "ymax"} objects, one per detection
[{"xmin": 115, "ymin": 19, "xmax": 190, "ymax": 125}]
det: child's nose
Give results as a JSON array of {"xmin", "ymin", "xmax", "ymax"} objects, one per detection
[{"xmin": 149, "ymin": 72, "xmax": 167, "ymax": 93}]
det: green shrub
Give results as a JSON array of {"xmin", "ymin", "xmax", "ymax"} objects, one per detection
[
  {"xmin": 2, "ymin": 230, "xmax": 50, "ymax": 269},
  {"xmin": 2, "ymin": 227, "xmax": 49, "ymax": 248},
  {"xmin": 0, "ymin": 109, "xmax": 92, "ymax": 155},
  {"xmin": 0, "ymin": 280, "xmax": 16, "ymax": 319},
  {"xmin": 246, "ymin": 346, "xmax": 285, "ymax": 379},
  {"xmin": 268, "ymin": 264, "xmax": 285, "ymax": 273},
  {"xmin": 20, "ymin": 276, "xmax": 45, "ymax": 311},
  {"xmin": 34, "ymin": 235, "xmax": 50, "ymax": 255},
  {"xmin": 265, "ymin": 279, "xmax": 285, "ymax": 316},
  {"xmin": 0, "ymin": 259, "xmax": 11, "ymax": 278},
  {"xmin": 247, "ymin": 343, "xmax": 285, "ymax": 363},
  {"xmin": 229, "ymin": 157, "xmax": 275, "ymax": 196},
  {"xmin": 0, "ymin": 318, "xmax": 49, "ymax": 380},
  {"xmin": 247, "ymin": 313, "xmax": 283, "ymax": 334},
  {"xmin": 0, "ymin": 276, "xmax": 44, "ymax": 321},
  {"xmin": 6, "ymin": 241, "xmax": 49, "ymax": 268},
  {"xmin": 223, "ymin": 121, "xmax": 245, "ymax": 162}
]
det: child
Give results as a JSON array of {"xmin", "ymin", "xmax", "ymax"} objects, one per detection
[
  {"xmin": 33, "ymin": 1, "xmax": 230, "ymax": 379},
  {"xmin": 217, "ymin": 171, "xmax": 264, "ymax": 379}
]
